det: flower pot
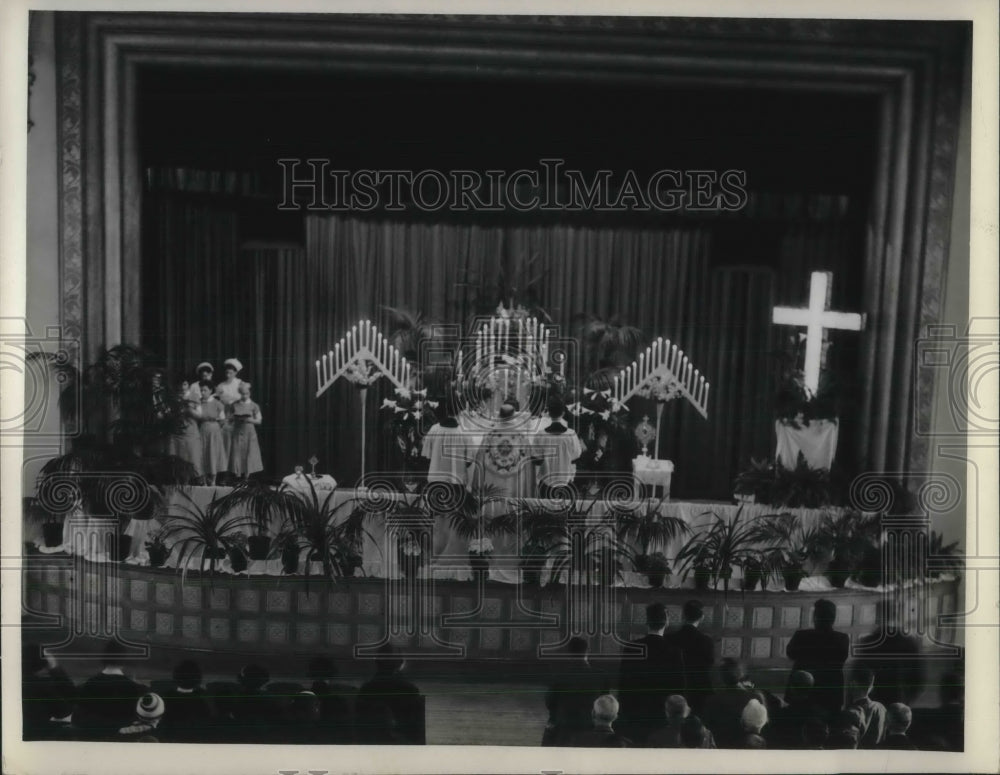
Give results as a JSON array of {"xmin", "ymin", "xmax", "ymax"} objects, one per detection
[
  {"xmin": 147, "ymin": 546, "xmax": 169, "ymax": 568},
  {"xmin": 469, "ymin": 553, "xmax": 490, "ymax": 576},
  {"xmin": 741, "ymin": 569, "xmax": 762, "ymax": 592},
  {"xmin": 782, "ymin": 568, "xmax": 806, "ymax": 591},
  {"xmin": 229, "ymin": 549, "xmax": 248, "ymax": 574},
  {"xmin": 645, "ymin": 571, "xmax": 667, "ymax": 589},
  {"xmin": 204, "ymin": 546, "xmax": 227, "ymax": 561},
  {"xmin": 248, "ymin": 535, "xmax": 271, "ymax": 561},
  {"xmin": 693, "ymin": 567, "xmax": 712, "ymax": 591},
  {"xmin": 42, "ymin": 522, "xmax": 63, "ymax": 548},
  {"xmin": 826, "ymin": 555, "xmax": 850, "ymax": 589},
  {"xmin": 281, "ymin": 544, "xmax": 300, "ymax": 574}
]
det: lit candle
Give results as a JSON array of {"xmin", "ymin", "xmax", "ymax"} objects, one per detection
[{"xmin": 639, "ymin": 353, "xmax": 645, "ymax": 382}]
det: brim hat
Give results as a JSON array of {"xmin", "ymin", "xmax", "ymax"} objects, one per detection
[
  {"xmin": 223, "ymin": 358, "xmax": 243, "ymax": 373},
  {"xmin": 136, "ymin": 693, "xmax": 165, "ymax": 720},
  {"xmin": 195, "ymin": 362, "xmax": 214, "ymax": 374}
]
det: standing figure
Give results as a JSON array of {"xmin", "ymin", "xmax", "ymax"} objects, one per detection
[
  {"xmin": 216, "ymin": 358, "xmax": 245, "ymax": 467},
  {"xmin": 471, "ymin": 402, "xmax": 534, "ymax": 499},
  {"xmin": 187, "ymin": 361, "xmax": 214, "ymax": 401},
  {"xmin": 169, "ymin": 379, "xmax": 203, "ymax": 482},
  {"xmin": 532, "ymin": 398, "xmax": 584, "ymax": 499},
  {"xmin": 228, "ymin": 382, "xmax": 263, "ymax": 479},
  {"xmin": 198, "ymin": 381, "xmax": 227, "ymax": 486},
  {"xmin": 786, "ymin": 598, "xmax": 850, "ymax": 719}
]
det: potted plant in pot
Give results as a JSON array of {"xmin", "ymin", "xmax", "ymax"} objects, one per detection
[
  {"xmin": 816, "ymin": 510, "xmax": 882, "ymax": 589},
  {"xmin": 675, "ymin": 507, "xmax": 759, "ymax": 596},
  {"xmin": 751, "ymin": 513, "xmax": 825, "ymax": 591},
  {"xmin": 212, "ymin": 479, "xmax": 301, "ymax": 561},
  {"xmin": 615, "ymin": 495, "xmax": 690, "ymax": 589},
  {"xmin": 24, "ymin": 496, "xmax": 66, "ymax": 550},
  {"xmin": 159, "ymin": 490, "xmax": 254, "ymax": 577},
  {"xmin": 144, "ymin": 526, "xmax": 170, "ymax": 568}
]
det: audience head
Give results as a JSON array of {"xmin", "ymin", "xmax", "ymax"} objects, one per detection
[
  {"xmin": 886, "ymin": 702, "xmax": 913, "ymax": 735},
  {"xmin": 307, "ymin": 656, "xmax": 339, "ymax": 682},
  {"xmin": 720, "ymin": 658, "xmax": 745, "ymax": 687},
  {"xmin": 802, "ymin": 718, "xmax": 829, "ymax": 749},
  {"xmin": 101, "ymin": 639, "xmax": 129, "ymax": 668},
  {"xmin": 646, "ymin": 602, "xmax": 668, "ymax": 632},
  {"xmin": 238, "ymin": 663, "xmax": 270, "ymax": 691},
  {"xmin": 567, "ymin": 636, "xmax": 589, "ymax": 659},
  {"xmin": 172, "ymin": 659, "xmax": 202, "ymax": 690},
  {"xmin": 786, "ymin": 669, "xmax": 815, "ymax": 703},
  {"xmin": 828, "ymin": 710, "xmax": 862, "ymax": 750},
  {"xmin": 665, "ymin": 695, "xmax": 690, "ymax": 722},
  {"xmin": 813, "ymin": 598, "xmax": 837, "ymax": 630},
  {"xmin": 680, "ymin": 716, "xmax": 708, "ymax": 748},
  {"xmin": 740, "ymin": 698, "xmax": 768, "ymax": 734},
  {"xmin": 375, "ymin": 643, "xmax": 405, "ymax": 675},
  {"xmin": 682, "ymin": 599, "xmax": 705, "ymax": 625},
  {"xmin": 847, "ymin": 665, "xmax": 875, "ymax": 698},
  {"xmin": 136, "ymin": 693, "xmax": 165, "ymax": 724},
  {"xmin": 591, "ymin": 694, "xmax": 619, "ymax": 727}
]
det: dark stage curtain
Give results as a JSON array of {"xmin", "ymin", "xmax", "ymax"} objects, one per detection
[{"xmin": 143, "ymin": 194, "xmax": 862, "ymax": 499}]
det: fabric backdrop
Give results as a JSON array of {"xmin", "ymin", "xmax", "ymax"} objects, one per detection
[{"xmin": 142, "ymin": 192, "xmax": 862, "ymax": 499}]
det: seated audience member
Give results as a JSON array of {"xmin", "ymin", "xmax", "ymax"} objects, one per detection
[
  {"xmin": 227, "ymin": 664, "xmax": 279, "ymax": 742},
  {"xmin": 679, "ymin": 716, "xmax": 717, "ymax": 749},
  {"xmin": 355, "ymin": 644, "xmax": 423, "ymax": 745},
  {"xmin": 617, "ymin": 602, "xmax": 686, "ymax": 744},
  {"xmin": 767, "ymin": 670, "xmax": 825, "ymax": 749},
  {"xmin": 645, "ymin": 695, "xmax": 696, "ymax": 748},
  {"xmin": 671, "ymin": 600, "xmax": 715, "ymax": 716},
  {"xmin": 826, "ymin": 709, "xmax": 863, "ymax": 750},
  {"xmin": 158, "ymin": 660, "xmax": 218, "ymax": 743},
  {"xmin": 785, "ymin": 599, "xmax": 850, "ymax": 719},
  {"xmin": 845, "ymin": 666, "xmax": 887, "ymax": 749},
  {"xmin": 544, "ymin": 637, "xmax": 608, "ymax": 746},
  {"xmin": 73, "ymin": 640, "xmax": 148, "ymax": 740},
  {"xmin": 910, "ymin": 670, "xmax": 963, "ymax": 752},
  {"xmin": 21, "ymin": 644, "xmax": 77, "ymax": 740},
  {"xmin": 572, "ymin": 695, "xmax": 633, "ymax": 748},
  {"xmin": 740, "ymin": 698, "xmax": 769, "ymax": 749},
  {"xmin": 801, "ymin": 717, "xmax": 829, "ymax": 750},
  {"xmin": 856, "ymin": 599, "xmax": 926, "ymax": 706},
  {"xmin": 879, "ymin": 703, "xmax": 917, "ymax": 750},
  {"xmin": 702, "ymin": 658, "xmax": 766, "ymax": 748},
  {"xmin": 307, "ymin": 656, "xmax": 356, "ymax": 744},
  {"xmin": 117, "ymin": 693, "xmax": 166, "ymax": 742},
  {"xmin": 35, "ymin": 696, "xmax": 78, "ymax": 741}
]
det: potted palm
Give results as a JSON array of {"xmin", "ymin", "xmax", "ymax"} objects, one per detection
[
  {"xmin": 751, "ymin": 513, "xmax": 825, "ymax": 591},
  {"xmin": 159, "ymin": 490, "xmax": 254, "ymax": 577},
  {"xmin": 212, "ymin": 479, "xmax": 301, "ymax": 561},
  {"xmin": 816, "ymin": 510, "xmax": 882, "ymax": 588},
  {"xmin": 615, "ymin": 495, "xmax": 690, "ymax": 588},
  {"xmin": 144, "ymin": 527, "xmax": 170, "ymax": 568},
  {"xmin": 675, "ymin": 507, "xmax": 759, "ymax": 595},
  {"xmin": 491, "ymin": 499, "xmax": 564, "ymax": 587}
]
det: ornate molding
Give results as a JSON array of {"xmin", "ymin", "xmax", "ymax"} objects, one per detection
[{"xmin": 56, "ymin": 13, "xmax": 84, "ymax": 373}]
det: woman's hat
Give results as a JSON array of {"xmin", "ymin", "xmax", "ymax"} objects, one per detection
[
  {"xmin": 136, "ymin": 693, "xmax": 165, "ymax": 720},
  {"xmin": 195, "ymin": 362, "xmax": 214, "ymax": 374},
  {"xmin": 223, "ymin": 358, "xmax": 243, "ymax": 373}
]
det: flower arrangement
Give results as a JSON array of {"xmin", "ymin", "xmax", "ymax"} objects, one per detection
[
  {"xmin": 567, "ymin": 387, "xmax": 626, "ymax": 421},
  {"xmin": 399, "ymin": 533, "xmax": 423, "ymax": 557},
  {"xmin": 468, "ymin": 537, "xmax": 495, "ymax": 556},
  {"xmin": 637, "ymin": 374, "xmax": 683, "ymax": 403},
  {"xmin": 344, "ymin": 357, "xmax": 380, "ymax": 387},
  {"xmin": 773, "ymin": 335, "xmax": 843, "ymax": 427},
  {"xmin": 382, "ymin": 388, "xmax": 439, "ymax": 471}
]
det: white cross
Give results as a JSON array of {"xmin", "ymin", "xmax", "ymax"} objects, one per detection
[{"xmin": 772, "ymin": 271, "xmax": 866, "ymax": 394}]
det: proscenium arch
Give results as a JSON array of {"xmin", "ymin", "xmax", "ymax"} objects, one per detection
[{"xmin": 54, "ymin": 12, "xmax": 967, "ymax": 476}]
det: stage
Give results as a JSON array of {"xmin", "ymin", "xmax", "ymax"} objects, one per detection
[{"xmin": 22, "ymin": 552, "xmax": 962, "ymax": 668}]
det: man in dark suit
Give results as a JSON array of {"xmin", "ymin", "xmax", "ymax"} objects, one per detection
[
  {"xmin": 670, "ymin": 599, "xmax": 715, "ymax": 715},
  {"xmin": 766, "ymin": 670, "xmax": 826, "ymax": 749},
  {"xmin": 73, "ymin": 640, "xmax": 148, "ymax": 741},
  {"xmin": 855, "ymin": 599, "xmax": 926, "ymax": 707},
  {"xmin": 543, "ymin": 637, "xmax": 609, "ymax": 746},
  {"xmin": 355, "ymin": 644, "xmax": 423, "ymax": 744},
  {"xmin": 158, "ymin": 659, "xmax": 219, "ymax": 743},
  {"xmin": 786, "ymin": 598, "xmax": 850, "ymax": 719},
  {"xmin": 617, "ymin": 602, "xmax": 686, "ymax": 744}
]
